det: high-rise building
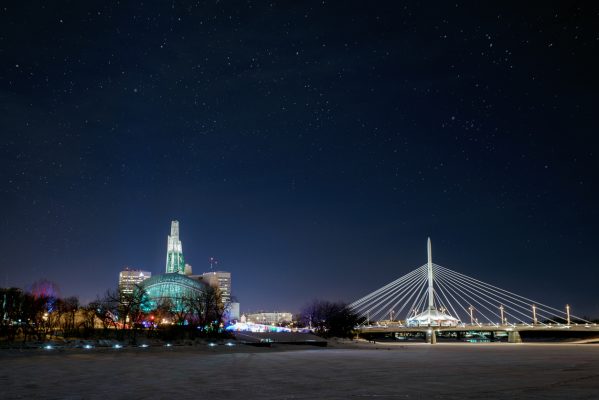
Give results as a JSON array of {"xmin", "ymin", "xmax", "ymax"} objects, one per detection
[
  {"xmin": 190, "ymin": 271, "xmax": 232, "ymax": 304},
  {"xmin": 118, "ymin": 268, "xmax": 151, "ymax": 295},
  {"xmin": 188, "ymin": 268, "xmax": 239, "ymax": 320},
  {"xmin": 165, "ymin": 220, "xmax": 185, "ymax": 274}
]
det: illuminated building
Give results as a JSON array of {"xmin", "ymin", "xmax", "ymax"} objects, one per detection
[
  {"xmin": 195, "ymin": 271, "xmax": 231, "ymax": 303},
  {"xmin": 165, "ymin": 220, "xmax": 185, "ymax": 274},
  {"xmin": 189, "ymin": 270, "xmax": 238, "ymax": 320},
  {"xmin": 140, "ymin": 221, "xmax": 206, "ymax": 312},
  {"xmin": 229, "ymin": 302, "xmax": 240, "ymax": 320},
  {"xmin": 184, "ymin": 263, "xmax": 193, "ymax": 275},
  {"xmin": 118, "ymin": 268, "xmax": 151, "ymax": 295},
  {"xmin": 245, "ymin": 312, "xmax": 293, "ymax": 325},
  {"xmin": 141, "ymin": 273, "xmax": 206, "ymax": 311}
]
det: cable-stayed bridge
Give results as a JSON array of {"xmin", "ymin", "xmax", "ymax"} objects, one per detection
[{"xmin": 349, "ymin": 238, "xmax": 599, "ymax": 343}]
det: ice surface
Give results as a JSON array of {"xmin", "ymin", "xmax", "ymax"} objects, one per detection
[{"xmin": 2, "ymin": 342, "xmax": 599, "ymax": 399}]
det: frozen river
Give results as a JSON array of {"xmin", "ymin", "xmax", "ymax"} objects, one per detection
[{"xmin": 2, "ymin": 342, "xmax": 599, "ymax": 399}]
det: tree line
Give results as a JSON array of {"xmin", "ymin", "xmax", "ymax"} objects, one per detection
[
  {"xmin": 2, "ymin": 282, "xmax": 363, "ymax": 345},
  {"xmin": 0, "ymin": 284, "xmax": 228, "ymax": 344},
  {"xmin": 298, "ymin": 300, "xmax": 361, "ymax": 338}
]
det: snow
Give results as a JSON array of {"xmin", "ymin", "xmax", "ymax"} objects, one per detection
[{"xmin": 2, "ymin": 342, "xmax": 599, "ymax": 399}]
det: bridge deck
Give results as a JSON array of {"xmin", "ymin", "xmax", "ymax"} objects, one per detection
[{"xmin": 357, "ymin": 324, "xmax": 599, "ymax": 333}]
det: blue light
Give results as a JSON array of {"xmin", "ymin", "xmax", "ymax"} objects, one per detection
[
  {"xmin": 225, "ymin": 322, "xmax": 291, "ymax": 333},
  {"xmin": 113, "ymin": 344, "xmax": 122, "ymax": 349}
]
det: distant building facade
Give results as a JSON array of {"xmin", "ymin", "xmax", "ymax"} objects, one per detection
[
  {"xmin": 245, "ymin": 312, "xmax": 293, "ymax": 325},
  {"xmin": 228, "ymin": 302, "xmax": 240, "ymax": 321},
  {"xmin": 118, "ymin": 268, "xmax": 151, "ymax": 295},
  {"xmin": 190, "ymin": 271, "xmax": 232, "ymax": 304}
]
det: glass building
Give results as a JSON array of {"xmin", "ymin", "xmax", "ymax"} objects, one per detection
[{"xmin": 141, "ymin": 273, "xmax": 205, "ymax": 311}]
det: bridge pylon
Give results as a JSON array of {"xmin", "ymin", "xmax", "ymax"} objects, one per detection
[{"xmin": 348, "ymin": 238, "xmax": 591, "ymax": 329}]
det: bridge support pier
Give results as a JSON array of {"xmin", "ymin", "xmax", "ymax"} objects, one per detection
[
  {"xmin": 427, "ymin": 330, "xmax": 437, "ymax": 344},
  {"xmin": 508, "ymin": 331, "xmax": 522, "ymax": 343}
]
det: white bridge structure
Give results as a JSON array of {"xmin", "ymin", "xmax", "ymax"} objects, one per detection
[{"xmin": 349, "ymin": 238, "xmax": 598, "ymax": 342}]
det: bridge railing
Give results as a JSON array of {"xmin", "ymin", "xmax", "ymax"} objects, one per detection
[{"xmin": 355, "ymin": 322, "xmax": 598, "ymax": 329}]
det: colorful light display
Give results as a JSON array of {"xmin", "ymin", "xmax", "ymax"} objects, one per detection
[{"xmin": 225, "ymin": 322, "xmax": 291, "ymax": 333}]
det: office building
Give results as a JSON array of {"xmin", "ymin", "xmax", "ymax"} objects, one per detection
[
  {"xmin": 118, "ymin": 268, "xmax": 151, "ymax": 295},
  {"xmin": 197, "ymin": 271, "xmax": 231, "ymax": 304}
]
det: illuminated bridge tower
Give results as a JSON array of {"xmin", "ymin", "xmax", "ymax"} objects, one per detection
[{"xmin": 165, "ymin": 220, "xmax": 185, "ymax": 274}]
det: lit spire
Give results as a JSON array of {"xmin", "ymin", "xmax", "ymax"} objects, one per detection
[
  {"xmin": 166, "ymin": 220, "xmax": 185, "ymax": 274},
  {"xmin": 427, "ymin": 237, "xmax": 434, "ymax": 311}
]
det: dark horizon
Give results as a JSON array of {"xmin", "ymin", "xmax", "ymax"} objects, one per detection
[{"xmin": 1, "ymin": 2, "xmax": 598, "ymax": 316}]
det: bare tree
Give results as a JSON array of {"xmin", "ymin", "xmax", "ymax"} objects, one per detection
[
  {"xmin": 0, "ymin": 288, "xmax": 26, "ymax": 342},
  {"xmin": 60, "ymin": 296, "xmax": 79, "ymax": 336},
  {"xmin": 79, "ymin": 302, "xmax": 98, "ymax": 336},
  {"xmin": 154, "ymin": 298, "xmax": 175, "ymax": 325},
  {"xmin": 185, "ymin": 285, "xmax": 226, "ymax": 334},
  {"xmin": 101, "ymin": 284, "xmax": 149, "ymax": 342},
  {"xmin": 300, "ymin": 300, "xmax": 359, "ymax": 338}
]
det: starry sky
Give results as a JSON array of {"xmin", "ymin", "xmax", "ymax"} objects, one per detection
[{"xmin": 1, "ymin": 2, "xmax": 598, "ymax": 316}]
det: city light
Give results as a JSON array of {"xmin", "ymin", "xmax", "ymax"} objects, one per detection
[{"xmin": 225, "ymin": 321, "xmax": 291, "ymax": 333}]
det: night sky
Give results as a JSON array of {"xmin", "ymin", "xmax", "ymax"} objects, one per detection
[{"xmin": 1, "ymin": 2, "xmax": 598, "ymax": 316}]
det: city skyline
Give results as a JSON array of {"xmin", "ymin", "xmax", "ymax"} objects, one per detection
[{"xmin": 1, "ymin": 3, "xmax": 598, "ymax": 315}]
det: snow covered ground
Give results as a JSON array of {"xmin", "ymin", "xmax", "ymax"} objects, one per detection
[{"xmin": 2, "ymin": 342, "xmax": 598, "ymax": 399}]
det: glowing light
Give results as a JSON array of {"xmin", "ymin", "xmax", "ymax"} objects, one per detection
[
  {"xmin": 113, "ymin": 344, "xmax": 122, "ymax": 349},
  {"xmin": 225, "ymin": 322, "xmax": 291, "ymax": 333}
]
